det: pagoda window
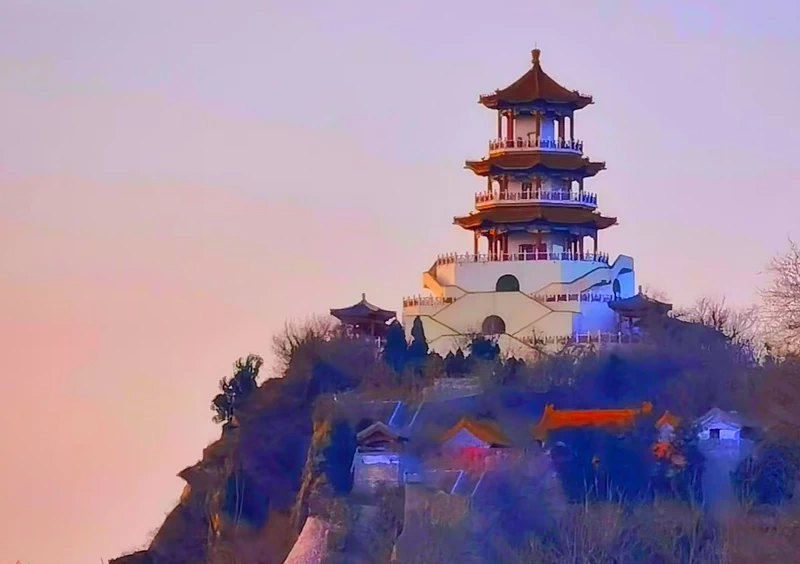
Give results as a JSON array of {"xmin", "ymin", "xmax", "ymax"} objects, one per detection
[
  {"xmin": 495, "ymin": 274, "xmax": 520, "ymax": 292},
  {"xmin": 612, "ymin": 279, "xmax": 621, "ymax": 300},
  {"xmin": 521, "ymin": 182, "xmax": 533, "ymax": 199},
  {"xmin": 481, "ymin": 315, "xmax": 506, "ymax": 336},
  {"xmin": 519, "ymin": 244, "xmax": 534, "ymax": 261}
]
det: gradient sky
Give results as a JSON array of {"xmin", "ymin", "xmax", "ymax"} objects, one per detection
[{"xmin": 2, "ymin": 1, "xmax": 799, "ymax": 562}]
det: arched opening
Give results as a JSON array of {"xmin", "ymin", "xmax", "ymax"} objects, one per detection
[
  {"xmin": 612, "ymin": 279, "xmax": 621, "ymax": 300},
  {"xmin": 481, "ymin": 315, "xmax": 506, "ymax": 336},
  {"xmin": 496, "ymin": 274, "xmax": 520, "ymax": 292}
]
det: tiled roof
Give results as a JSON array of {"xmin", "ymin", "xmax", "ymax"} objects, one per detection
[
  {"xmin": 479, "ymin": 49, "xmax": 593, "ymax": 110},
  {"xmin": 441, "ymin": 416, "xmax": 512, "ymax": 447},
  {"xmin": 532, "ymin": 402, "xmax": 653, "ymax": 440}
]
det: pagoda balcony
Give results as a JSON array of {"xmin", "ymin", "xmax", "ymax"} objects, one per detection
[
  {"xmin": 488, "ymin": 137, "xmax": 583, "ymax": 155},
  {"xmin": 436, "ymin": 251, "xmax": 609, "ymax": 266},
  {"xmin": 402, "ymin": 295, "xmax": 457, "ymax": 308},
  {"xmin": 475, "ymin": 189, "xmax": 597, "ymax": 209},
  {"xmin": 520, "ymin": 331, "xmax": 644, "ymax": 347}
]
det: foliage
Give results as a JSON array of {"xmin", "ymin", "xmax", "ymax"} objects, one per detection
[
  {"xmin": 443, "ymin": 348, "xmax": 469, "ymax": 377},
  {"xmin": 733, "ymin": 438, "xmax": 800, "ymax": 506},
  {"xmin": 467, "ymin": 334, "xmax": 500, "ymax": 362},
  {"xmin": 382, "ymin": 320, "xmax": 408, "ymax": 374},
  {"xmin": 548, "ymin": 418, "xmax": 658, "ymax": 503},
  {"xmin": 761, "ymin": 239, "xmax": 800, "ymax": 356},
  {"xmin": 407, "ymin": 317, "xmax": 429, "ymax": 362},
  {"xmin": 321, "ymin": 419, "xmax": 357, "ymax": 494},
  {"xmin": 211, "ymin": 354, "xmax": 263, "ymax": 424}
]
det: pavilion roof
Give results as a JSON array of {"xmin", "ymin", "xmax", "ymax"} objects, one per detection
[
  {"xmin": 608, "ymin": 292, "xmax": 672, "ymax": 316},
  {"xmin": 532, "ymin": 402, "xmax": 653, "ymax": 440},
  {"xmin": 441, "ymin": 416, "xmax": 512, "ymax": 447},
  {"xmin": 330, "ymin": 293, "xmax": 396, "ymax": 323},
  {"xmin": 479, "ymin": 49, "xmax": 593, "ymax": 111},
  {"xmin": 453, "ymin": 205, "xmax": 616, "ymax": 231},
  {"xmin": 356, "ymin": 421, "xmax": 406, "ymax": 445},
  {"xmin": 655, "ymin": 411, "xmax": 681, "ymax": 430},
  {"xmin": 465, "ymin": 152, "xmax": 605, "ymax": 178}
]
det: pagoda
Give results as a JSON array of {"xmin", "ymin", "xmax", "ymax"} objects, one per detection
[{"xmin": 402, "ymin": 49, "xmax": 636, "ymax": 355}]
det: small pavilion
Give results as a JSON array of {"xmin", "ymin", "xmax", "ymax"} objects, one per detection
[
  {"xmin": 607, "ymin": 287, "xmax": 672, "ymax": 335},
  {"xmin": 330, "ymin": 294, "xmax": 396, "ymax": 339}
]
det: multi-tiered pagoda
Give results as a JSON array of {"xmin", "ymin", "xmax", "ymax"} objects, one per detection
[{"xmin": 402, "ymin": 49, "xmax": 636, "ymax": 355}]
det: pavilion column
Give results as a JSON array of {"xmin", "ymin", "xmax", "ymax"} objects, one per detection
[
  {"xmin": 570, "ymin": 113, "xmax": 575, "ymax": 141},
  {"xmin": 506, "ymin": 111, "xmax": 514, "ymax": 140},
  {"xmin": 557, "ymin": 117, "xmax": 564, "ymax": 141},
  {"xmin": 497, "ymin": 112, "xmax": 502, "ymax": 139},
  {"xmin": 579, "ymin": 237, "xmax": 584, "ymax": 257},
  {"xmin": 535, "ymin": 111, "xmax": 541, "ymax": 140},
  {"xmin": 593, "ymin": 233, "xmax": 598, "ymax": 254},
  {"xmin": 474, "ymin": 231, "xmax": 479, "ymax": 255}
]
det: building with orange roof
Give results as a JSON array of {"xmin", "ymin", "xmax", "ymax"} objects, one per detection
[
  {"xmin": 532, "ymin": 402, "xmax": 653, "ymax": 441},
  {"xmin": 441, "ymin": 416, "xmax": 512, "ymax": 448}
]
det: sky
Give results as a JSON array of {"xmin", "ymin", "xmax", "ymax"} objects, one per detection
[{"xmin": 1, "ymin": 0, "xmax": 799, "ymax": 562}]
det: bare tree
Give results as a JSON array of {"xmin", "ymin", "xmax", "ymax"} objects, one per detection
[
  {"xmin": 271, "ymin": 315, "xmax": 340, "ymax": 374},
  {"xmin": 674, "ymin": 295, "xmax": 762, "ymax": 360},
  {"xmin": 760, "ymin": 239, "xmax": 800, "ymax": 356},
  {"xmin": 641, "ymin": 283, "xmax": 671, "ymax": 304}
]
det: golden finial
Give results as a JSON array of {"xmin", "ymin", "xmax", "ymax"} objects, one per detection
[{"xmin": 531, "ymin": 48, "xmax": 541, "ymax": 65}]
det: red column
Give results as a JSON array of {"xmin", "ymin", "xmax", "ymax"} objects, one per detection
[
  {"xmin": 474, "ymin": 231, "xmax": 479, "ymax": 255},
  {"xmin": 497, "ymin": 112, "xmax": 502, "ymax": 139},
  {"xmin": 506, "ymin": 111, "xmax": 514, "ymax": 140}
]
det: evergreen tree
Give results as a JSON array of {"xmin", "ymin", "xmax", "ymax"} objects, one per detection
[
  {"xmin": 408, "ymin": 317, "xmax": 429, "ymax": 362},
  {"xmin": 211, "ymin": 354, "xmax": 263, "ymax": 424},
  {"xmin": 468, "ymin": 334, "xmax": 501, "ymax": 363},
  {"xmin": 382, "ymin": 320, "xmax": 408, "ymax": 373},
  {"xmin": 322, "ymin": 419, "xmax": 357, "ymax": 494},
  {"xmin": 444, "ymin": 348, "xmax": 468, "ymax": 377}
]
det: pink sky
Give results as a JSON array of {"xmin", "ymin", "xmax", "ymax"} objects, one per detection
[{"xmin": 2, "ymin": 1, "xmax": 799, "ymax": 562}]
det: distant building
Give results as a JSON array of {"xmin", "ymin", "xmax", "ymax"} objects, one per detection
[
  {"xmin": 696, "ymin": 408, "xmax": 756, "ymax": 448},
  {"xmin": 532, "ymin": 402, "xmax": 653, "ymax": 444},
  {"xmin": 401, "ymin": 48, "xmax": 637, "ymax": 356},
  {"xmin": 352, "ymin": 421, "xmax": 406, "ymax": 494},
  {"xmin": 330, "ymin": 293, "xmax": 396, "ymax": 344}
]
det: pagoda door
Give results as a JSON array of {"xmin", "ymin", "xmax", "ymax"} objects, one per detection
[{"xmin": 536, "ymin": 242, "xmax": 548, "ymax": 260}]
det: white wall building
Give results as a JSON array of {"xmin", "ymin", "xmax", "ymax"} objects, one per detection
[{"xmin": 402, "ymin": 49, "xmax": 636, "ymax": 356}]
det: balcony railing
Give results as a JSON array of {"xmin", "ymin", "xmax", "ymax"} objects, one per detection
[
  {"xmin": 533, "ymin": 292, "xmax": 613, "ymax": 304},
  {"xmin": 436, "ymin": 252, "xmax": 609, "ymax": 265},
  {"xmin": 475, "ymin": 189, "xmax": 597, "ymax": 207},
  {"xmin": 521, "ymin": 331, "xmax": 644, "ymax": 346},
  {"xmin": 402, "ymin": 295, "xmax": 456, "ymax": 308},
  {"xmin": 488, "ymin": 137, "xmax": 583, "ymax": 154}
]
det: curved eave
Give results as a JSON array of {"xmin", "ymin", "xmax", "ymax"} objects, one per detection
[
  {"xmin": 477, "ymin": 51, "xmax": 593, "ymax": 111},
  {"xmin": 465, "ymin": 154, "xmax": 605, "ymax": 178},
  {"xmin": 479, "ymin": 93, "xmax": 593, "ymax": 111},
  {"xmin": 453, "ymin": 205, "xmax": 617, "ymax": 231}
]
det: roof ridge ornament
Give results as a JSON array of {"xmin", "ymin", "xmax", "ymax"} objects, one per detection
[{"xmin": 531, "ymin": 48, "xmax": 541, "ymax": 65}]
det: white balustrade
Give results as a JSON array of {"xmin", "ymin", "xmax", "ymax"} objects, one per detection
[
  {"xmin": 521, "ymin": 332, "xmax": 644, "ymax": 346},
  {"xmin": 475, "ymin": 189, "xmax": 597, "ymax": 207},
  {"xmin": 488, "ymin": 137, "xmax": 583, "ymax": 154},
  {"xmin": 435, "ymin": 252, "xmax": 609, "ymax": 265},
  {"xmin": 402, "ymin": 295, "xmax": 456, "ymax": 308}
]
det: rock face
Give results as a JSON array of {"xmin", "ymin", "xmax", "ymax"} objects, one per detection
[
  {"xmin": 109, "ymin": 550, "xmax": 154, "ymax": 564},
  {"xmin": 283, "ymin": 517, "xmax": 330, "ymax": 564}
]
